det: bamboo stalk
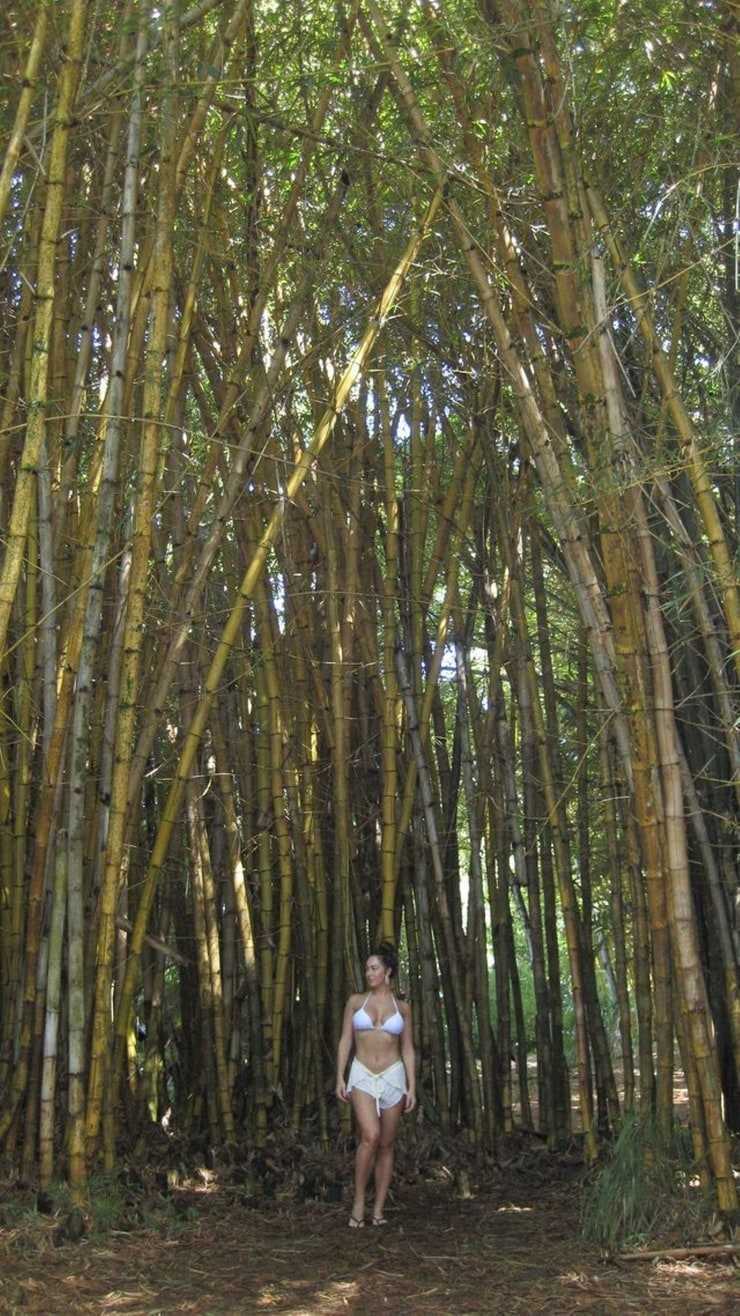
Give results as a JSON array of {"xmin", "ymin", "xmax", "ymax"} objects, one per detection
[
  {"xmin": 0, "ymin": 0, "xmax": 88, "ymax": 662},
  {"xmin": 0, "ymin": 5, "xmax": 50, "ymax": 235}
]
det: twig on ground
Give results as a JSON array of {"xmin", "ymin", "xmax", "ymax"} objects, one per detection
[{"xmin": 620, "ymin": 1244, "xmax": 739, "ymax": 1262}]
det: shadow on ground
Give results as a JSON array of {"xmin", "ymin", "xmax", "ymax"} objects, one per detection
[{"xmin": 1, "ymin": 1157, "xmax": 737, "ymax": 1314}]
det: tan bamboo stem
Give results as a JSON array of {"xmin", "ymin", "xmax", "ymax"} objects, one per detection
[
  {"xmin": 599, "ymin": 735, "xmax": 635, "ymax": 1113},
  {"xmin": 636, "ymin": 490, "xmax": 737, "ymax": 1210},
  {"xmin": 379, "ymin": 375, "xmax": 400, "ymax": 942},
  {"xmin": 87, "ymin": 0, "xmax": 181, "ymax": 1158},
  {"xmin": 0, "ymin": 0, "xmax": 88, "ymax": 662},
  {"xmin": 0, "ymin": 5, "xmax": 49, "ymax": 234}
]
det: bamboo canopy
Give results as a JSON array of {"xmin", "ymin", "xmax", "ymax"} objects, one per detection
[{"xmin": 0, "ymin": 0, "xmax": 737, "ymax": 1214}]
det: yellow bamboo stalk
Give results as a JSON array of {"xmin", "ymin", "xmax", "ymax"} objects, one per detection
[
  {"xmin": 634, "ymin": 488, "xmax": 737, "ymax": 1210},
  {"xmin": 0, "ymin": 4, "xmax": 49, "ymax": 233},
  {"xmin": 0, "ymin": 208, "xmax": 36, "ymax": 485},
  {"xmin": 184, "ymin": 780, "xmax": 221, "ymax": 1146},
  {"xmin": 185, "ymin": 718, "xmax": 236, "ymax": 1143},
  {"xmin": 253, "ymin": 580, "xmax": 295, "ymax": 1084},
  {"xmin": 379, "ymin": 374, "xmax": 400, "ymax": 943},
  {"xmin": 0, "ymin": 0, "xmax": 87, "ymax": 663},
  {"xmin": 87, "ymin": 0, "xmax": 181, "ymax": 1157},
  {"xmin": 253, "ymin": 662, "xmax": 275, "ymax": 1090},
  {"xmin": 591, "ymin": 251, "xmax": 676, "ymax": 1131},
  {"xmin": 38, "ymin": 841, "xmax": 67, "ymax": 1188},
  {"xmin": 211, "ymin": 704, "xmax": 267, "ymax": 1142},
  {"xmin": 0, "ymin": 704, "xmax": 13, "ymax": 1090},
  {"xmin": 324, "ymin": 498, "xmax": 354, "ymax": 1005}
]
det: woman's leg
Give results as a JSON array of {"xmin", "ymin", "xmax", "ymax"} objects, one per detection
[
  {"xmin": 350, "ymin": 1090, "xmax": 380, "ymax": 1222},
  {"xmin": 373, "ymin": 1098, "xmax": 404, "ymax": 1221}
]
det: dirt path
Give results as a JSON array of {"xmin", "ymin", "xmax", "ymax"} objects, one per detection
[{"xmin": 1, "ymin": 1165, "xmax": 737, "ymax": 1315}]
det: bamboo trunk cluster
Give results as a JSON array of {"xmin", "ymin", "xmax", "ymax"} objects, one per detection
[{"xmin": 0, "ymin": 0, "xmax": 736, "ymax": 1214}]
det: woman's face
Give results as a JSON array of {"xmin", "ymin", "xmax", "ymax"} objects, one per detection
[{"xmin": 365, "ymin": 955, "xmax": 389, "ymax": 988}]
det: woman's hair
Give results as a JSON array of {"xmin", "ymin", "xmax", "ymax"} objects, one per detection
[{"xmin": 371, "ymin": 941, "xmax": 399, "ymax": 980}]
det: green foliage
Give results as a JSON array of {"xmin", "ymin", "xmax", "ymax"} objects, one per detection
[
  {"xmin": 0, "ymin": 1172, "xmax": 197, "ymax": 1249},
  {"xmin": 581, "ymin": 1114, "xmax": 701, "ymax": 1250}
]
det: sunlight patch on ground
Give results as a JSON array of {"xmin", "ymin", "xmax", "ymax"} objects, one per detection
[
  {"xmin": 256, "ymin": 1278, "xmax": 360, "ymax": 1311},
  {"xmin": 558, "ymin": 1269, "xmax": 597, "ymax": 1291}
]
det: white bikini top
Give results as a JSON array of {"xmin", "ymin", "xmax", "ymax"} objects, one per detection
[{"xmin": 352, "ymin": 993, "xmax": 405, "ymax": 1036}]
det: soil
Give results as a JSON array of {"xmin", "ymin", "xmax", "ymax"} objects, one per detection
[{"xmin": 1, "ymin": 1154, "xmax": 737, "ymax": 1315}]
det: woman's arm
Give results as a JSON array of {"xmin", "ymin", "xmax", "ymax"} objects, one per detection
[
  {"xmin": 400, "ymin": 1004, "xmax": 416, "ymax": 1112},
  {"xmin": 335, "ymin": 996, "xmax": 356, "ymax": 1102}
]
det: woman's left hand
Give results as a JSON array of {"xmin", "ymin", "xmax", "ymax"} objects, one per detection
[{"xmin": 403, "ymin": 1091, "xmax": 416, "ymax": 1114}]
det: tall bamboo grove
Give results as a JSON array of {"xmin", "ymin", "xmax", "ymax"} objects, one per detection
[{"xmin": 0, "ymin": 0, "xmax": 737, "ymax": 1213}]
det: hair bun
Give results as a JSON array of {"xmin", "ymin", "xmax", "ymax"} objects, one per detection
[{"xmin": 373, "ymin": 941, "xmax": 399, "ymax": 978}]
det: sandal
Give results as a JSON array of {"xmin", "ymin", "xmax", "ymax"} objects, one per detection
[
  {"xmin": 371, "ymin": 1215, "xmax": 387, "ymax": 1226},
  {"xmin": 348, "ymin": 1214, "xmax": 364, "ymax": 1228}
]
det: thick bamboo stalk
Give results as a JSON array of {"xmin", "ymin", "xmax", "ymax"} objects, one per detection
[
  {"xmin": 379, "ymin": 375, "xmax": 400, "ymax": 942},
  {"xmin": 183, "ymin": 682, "xmax": 235, "ymax": 1143},
  {"xmin": 0, "ymin": 5, "xmax": 49, "ymax": 234},
  {"xmin": 52, "ymin": 4, "xmax": 134, "ymax": 546},
  {"xmin": 599, "ymin": 735, "xmax": 635, "ymax": 1113},
  {"xmin": 37, "ymin": 840, "xmax": 67, "ymax": 1187},
  {"xmin": 454, "ymin": 638, "xmax": 496, "ymax": 1144},
  {"xmin": 210, "ymin": 705, "xmax": 267, "ymax": 1140},
  {"xmin": 0, "ymin": 209, "xmax": 37, "ymax": 486},
  {"xmin": 323, "ymin": 497, "xmax": 353, "ymax": 1024},
  {"xmin": 254, "ymin": 660, "xmax": 275, "ymax": 1090},
  {"xmin": 0, "ymin": 0, "xmax": 88, "ymax": 662},
  {"xmin": 575, "ymin": 632, "xmax": 620, "ymax": 1134},
  {"xmin": 64, "ymin": 10, "xmax": 149, "ymax": 1194},
  {"xmin": 87, "ymin": 0, "xmax": 180, "ymax": 1158},
  {"xmin": 590, "ymin": 250, "xmax": 676, "ymax": 1135},
  {"xmin": 635, "ymin": 490, "xmax": 737, "ymax": 1210},
  {"xmin": 675, "ymin": 738, "xmax": 740, "ymax": 1079},
  {"xmin": 410, "ymin": 822, "xmax": 449, "ymax": 1127},
  {"xmin": 652, "ymin": 478, "xmax": 740, "ymax": 806}
]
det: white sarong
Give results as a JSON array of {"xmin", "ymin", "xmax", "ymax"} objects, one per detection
[{"xmin": 346, "ymin": 1057, "xmax": 406, "ymax": 1115}]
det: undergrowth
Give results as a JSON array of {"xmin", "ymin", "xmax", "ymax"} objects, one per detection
[
  {"xmin": 0, "ymin": 1169, "xmax": 197, "ymax": 1255},
  {"xmin": 581, "ymin": 1113, "xmax": 709, "ymax": 1251}
]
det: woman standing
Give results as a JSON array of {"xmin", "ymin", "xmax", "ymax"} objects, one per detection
[{"xmin": 336, "ymin": 943, "xmax": 416, "ymax": 1227}]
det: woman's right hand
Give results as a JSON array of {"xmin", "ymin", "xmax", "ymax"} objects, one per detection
[{"xmin": 336, "ymin": 1079, "xmax": 349, "ymax": 1103}]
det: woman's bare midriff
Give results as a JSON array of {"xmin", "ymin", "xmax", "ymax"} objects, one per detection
[{"xmin": 354, "ymin": 1032, "xmax": 403, "ymax": 1075}]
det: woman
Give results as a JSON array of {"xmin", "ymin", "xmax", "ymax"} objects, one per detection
[{"xmin": 336, "ymin": 943, "xmax": 416, "ymax": 1227}]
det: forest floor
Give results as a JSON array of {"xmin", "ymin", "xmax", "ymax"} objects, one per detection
[{"xmin": 1, "ymin": 1142, "xmax": 737, "ymax": 1316}]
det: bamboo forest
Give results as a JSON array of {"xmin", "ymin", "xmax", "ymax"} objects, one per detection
[{"xmin": 0, "ymin": 0, "xmax": 738, "ymax": 1310}]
